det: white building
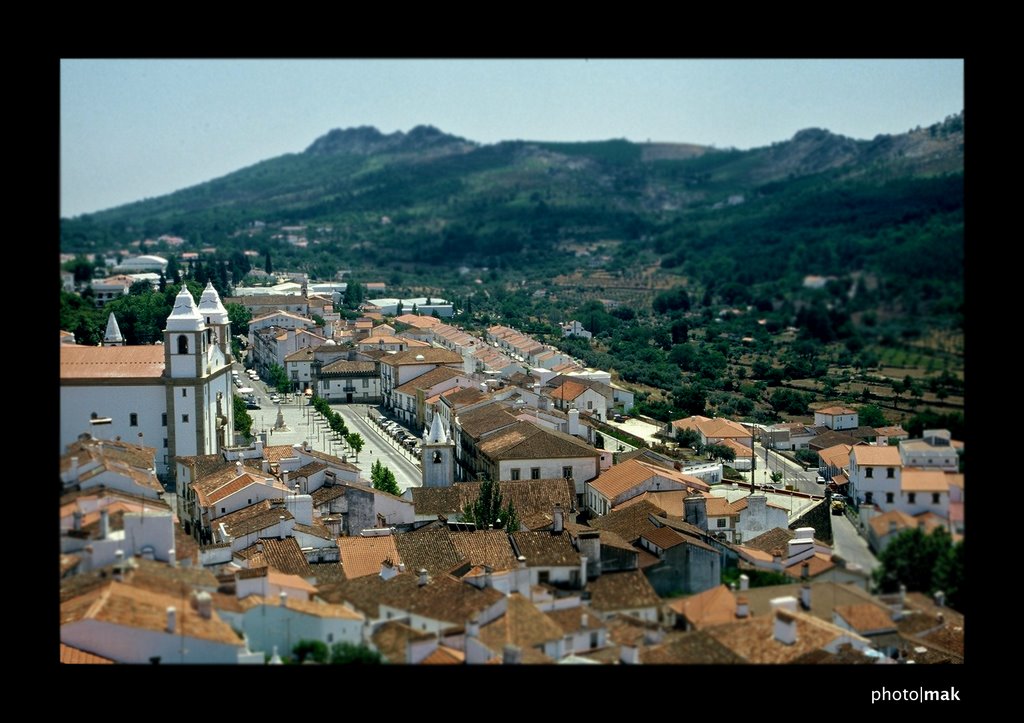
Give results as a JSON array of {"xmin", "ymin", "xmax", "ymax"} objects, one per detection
[
  {"xmin": 814, "ymin": 406, "xmax": 859, "ymax": 431},
  {"xmin": 60, "ymin": 283, "xmax": 235, "ymax": 480},
  {"xmin": 114, "ymin": 254, "xmax": 168, "ymax": 274}
]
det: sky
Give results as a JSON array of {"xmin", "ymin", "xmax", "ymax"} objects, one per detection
[{"xmin": 60, "ymin": 59, "xmax": 963, "ymax": 218}]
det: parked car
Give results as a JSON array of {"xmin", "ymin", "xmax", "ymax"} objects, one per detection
[{"xmin": 245, "ymin": 401, "xmax": 261, "ymax": 410}]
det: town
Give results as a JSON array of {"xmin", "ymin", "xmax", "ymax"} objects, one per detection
[{"xmin": 59, "ymin": 253, "xmax": 964, "ymax": 665}]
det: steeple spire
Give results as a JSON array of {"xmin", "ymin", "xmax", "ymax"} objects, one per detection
[{"xmin": 102, "ymin": 312, "xmax": 124, "ymax": 346}]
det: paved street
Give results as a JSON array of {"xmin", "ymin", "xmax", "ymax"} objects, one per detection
[
  {"xmin": 234, "ymin": 362, "xmax": 423, "ymax": 493},
  {"xmin": 743, "ymin": 443, "xmax": 821, "ymax": 495},
  {"xmin": 831, "ymin": 511, "xmax": 880, "ymax": 574}
]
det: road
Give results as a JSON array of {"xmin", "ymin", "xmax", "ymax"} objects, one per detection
[
  {"xmin": 831, "ymin": 511, "xmax": 880, "ymax": 574},
  {"xmin": 233, "ymin": 362, "xmax": 423, "ymax": 493},
  {"xmin": 745, "ymin": 443, "xmax": 821, "ymax": 495}
]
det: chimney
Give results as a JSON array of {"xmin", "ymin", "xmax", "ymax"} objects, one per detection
[
  {"xmin": 279, "ymin": 590, "xmax": 288, "ymax": 607},
  {"xmin": 484, "ymin": 565, "xmax": 493, "ymax": 589},
  {"xmin": 398, "ymin": 563, "xmax": 406, "ymax": 573},
  {"xmin": 581, "ymin": 612, "xmax": 589, "ymax": 628},
  {"xmin": 278, "ymin": 515, "xmax": 286, "ymax": 540},
  {"xmin": 168, "ymin": 549, "xmax": 176, "ymax": 568},
  {"xmin": 899, "ymin": 583, "xmax": 907, "ymax": 607},
  {"xmin": 380, "ymin": 558, "xmax": 398, "ymax": 581},
  {"xmin": 552, "ymin": 503, "xmax": 564, "ymax": 534},
  {"xmin": 739, "ymin": 574, "xmax": 749, "ymax": 591},
  {"xmin": 467, "ymin": 616, "xmax": 480, "ymax": 639},
  {"xmin": 800, "ymin": 584, "xmax": 812, "ymax": 610},
  {"xmin": 568, "ymin": 408, "xmax": 580, "ymax": 436},
  {"xmin": 72, "ymin": 511, "xmax": 83, "ymax": 531},
  {"xmin": 69, "ymin": 456, "xmax": 79, "ymax": 482},
  {"xmin": 166, "ymin": 606, "xmax": 176, "ymax": 634},
  {"xmin": 934, "ymin": 590, "xmax": 946, "ymax": 608},
  {"xmin": 282, "ymin": 470, "xmax": 290, "ymax": 485},
  {"xmin": 269, "ymin": 646, "xmax": 283, "ymax": 665},
  {"xmin": 736, "ymin": 596, "xmax": 750, "ymax": 618},
  {"xmin": 262, "ymin": 459, "xmax": 270, "ymax": 473},
  {"xmin": 800, "ymin": 562, "xmax": 810, "ymax": 580},
  {"xmin": 113, "ymin": 550, "xmax": 125, "ymax": 581},
  {"xmin": 502, "ymin": 644, "xmax": 521, "ymax": 665},
  {"xmin": 889, "ymin": 520, "xmax": 898, "ymax": 534},
  {"xmin": 418, "ymin": 568, "xmax": 429, "ymax": 587},
  {"xmin": 100, "ymin": 509, "xmax": 110, "ymax": 539},
  {"xmin": 773, "ymin": 608, "xmax": 797, "ymax": 646},
  {"xmin": 194, "ymin": 591, "xmax": 212, "ymax": 619}
]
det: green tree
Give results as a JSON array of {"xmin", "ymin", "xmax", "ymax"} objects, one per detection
[
  {"xmin": 371, "ymin": 460, "xmax": 401, "ymax": 496},
  {"xmin": 705, "ymin": 443, "xmax": 737, "ymax": 463},
  {"xmin": 329, "ymin": 642, "xmax": 382, "ymax": 665},
  {"xmin": 65, "ymin": 255, "xmax": 95, "ymax": 285},
  {"xmin": 857, "ymin": 404, "xmax": 888, "ymax": 428},
  {"xmin": 227, "ymin": 302, "xmax": 252, "ymax": 336},
  {"xmin": 675, "ymin": 427, "xmax": 702, "ymax": 449},
  {"xmin": 873, "ymin": 527, "xmax": 961, "ymax": 605},
  {"xmin": 268, "ymin": 363, "xmax": 291, "ymax": 393},
  {"xmin": 292, "ymin": 639, "xmax": 329, "ymax": 664},
  {"xmin": 264, "ymin": 250, "xmax": 273, "ymax": 275},
  {"xmin": 346, "ymin": 433, "xmax": 364, "ymax": 461},
  {"xmin": 233, "ymin": 394, "xmax": 253, "ymax": 441},
  {"xmin": 462, "ymin": 477, "xmax": 519, "ymax": 531}
]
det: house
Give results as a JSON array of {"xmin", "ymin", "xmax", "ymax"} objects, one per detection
[
  {"xmin": 60, "ymin": 284, "xmax": 235, "ymax": 480},
  {"xmin": 899, "ymin": 429, "xmax": 960, "ymax": 471},
  {"xmin": 242, "ymin": 594, "xmax": 365, "ymax": 657},
  {"xmin": 283, "ymin": 347, "xmax": 317, "ymax": 392},
  {"xmin": 668, "ymin": 584, "xmax": 737, "ymax": 630},
  {"xmin": 338, "ymin": 534, "xmax": 403, "ymax": 580},
  {"xmin": 561, "ymin": 320, "xmax": 592, "ymax": 340},
  {"xmin": 380, "ymin": 348, "xmax": 464, "ymax": 412},
  {"xmin": 848, "ymin": 445, "xmax": 902, "ymax": 509},
  {"xmin": 393, "ymin": 367, "xmax": 472, "ymax": 431},
  {"xmin": 316, "ymin": 359, "xmax": 381, "ymax": 403},
  {"xmin": 545, "ymin": 606, "xmax": 608, "ymax": 656},
  {"xmin": 235, "ymin": 566, "xmax": 318, "ymax": 600},
  {"xmin": 475, "ymin": 593, "xmax": 566, "ymax": 662},
  {"xmin": 61, "ymin": 577, "xmax": 258, "ymax": 664},
  {"xmin": 91, "ymin": 274, "xmax": 135, "ymax": 305},
  {"xmin": 637, "ymin": 526, "xmax": 721, "ymax": 596},
  {"xmin": 114, "ymin": 254, "xmax": 168, "ymax": 274},
  {"xmin": 866, "ymin": 509, "xmax": 950, "ymax": 553},
  {"xmin": 61, "ymin": 437, "xmax": 164, "ymax": 500},
  {"xmin": 814, "ymin": 405, "xmax": 859, "ymax": 431},
  {"xmin": 408, "ymin": 478, "xmax": 577, "ymax": 527},
  {"xmin": 818, "ymin": 443, "xmax": 854, "ymax": 481},
  {"xmin": 585, "ymin": 458, "xmax": 708, "ymax": 517},
  {"xmin": 668, "ymin": 415, "xmax": 752, "ymax": 448},
  {"xmin": 544, "ymin": 379, "xmax": 609, "ymax": 422},
  {"xmin": 585, "ymin": 570, "xmax": 662, "ymax": 623},
  {"xmin": 476, "ymin": 420, "xmax": 601, "ymax": 490},
  {"xmin": 225, "ymin": 295, "xmax": 309, "ymax": 317}
]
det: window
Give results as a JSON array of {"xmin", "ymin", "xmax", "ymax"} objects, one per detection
[
  {"xmin": 182, "ymin": 414, "xmax": 189, "ymax": 423},
  {"xmin": 587, "ymin": 400, "xmax": 593, "ymax": 410},
  {"xmin": 291, "ymin": 370, "xmax": 298, "ymax": 380},
  {"xmin": 562, "ymin": 466, "xmax": 573, "ymax": 479},
  {"xmin": 908, "ymin": 493, "xmax": 916, "ymax": 504},
  {"xmin": 182, "ymin": 388, "xmax": 187, "ymax": 398},
  {"xmin": 865, "ymin": 467, "xmax": 874, "ymax": 478},
  {"xmin": 220, "ymin": 507, "xmax": 225, "ymax": 514},
  {"xmin": 716, "ymin": 518, "xmax": 727, "ymax": 528},
  {"xmin": 362, "ymin": 378, "xmax": 369, "ymax": 388},
  {"xmin": 162, "ymin": 413, "xmax": 167, "ymax": 427},
  {"xmin": 163, "ymin": 438, "xmax": 168, "ymax": 448},
  {"xmin": 177, "ymin": 335, "xmax": 189, "ymax": 355},
  {"xmin": 887, "ymin": 467, "xmax": 895, "ymax": 478},
  {"xmin": 538, "ymin": 571, "xmax": 550, "ymax": 585},
  {"xmin": 433, "ymin": 451, "xmax": 442, "ymax": 464},
  {"xmin": 129, "ymin": 413, "xmax": 138, "ymax": 427},
  {"xmin": 327, "ymin": 633, "xmax": 334, "ymax": 643},
  {"xmin": 886, "ymin": 492, "xmax": 894, "ymax": 504},
  {"xmin": 590, "ymin": 632, "xmax": 599, "ymax": 649},
  {"xmin": 531, "ymin": 467, "xmax": 541, "ymax": 480},
  {"xmin": 865, "ymin": 492, "xmax": 873, "ymax": 504},
  {"xmin": 510, "ymin": 468, "xmax": 521, "ymax": 480},
  {"xmin": 932, "ymin": 492, "xmax": 941, "ymax": 504}
]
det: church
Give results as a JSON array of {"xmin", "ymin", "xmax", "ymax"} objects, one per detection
[{"xmin": 60, "ymin": 283, "xmax": 235, "ymax": 481}]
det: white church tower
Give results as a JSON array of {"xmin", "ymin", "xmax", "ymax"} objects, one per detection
[
  {"xmin": 198, "ymin": 282, "xmax": 232, "ymax": 360},
  {"xmin": 421, "ymin": 412, "xmax": 454, "ymax": 488},
  {"xmin": 102, "ymin": 312, "xmax": 124, "ymax": 347}
]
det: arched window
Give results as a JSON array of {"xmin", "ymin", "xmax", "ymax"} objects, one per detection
[
  {"xmin": 177, "ymin": 335, "xmax": 189, "ymax": 355},
  {"xmin": 433, "ymin": 451, "xmax": 442, "ymax": 464}
]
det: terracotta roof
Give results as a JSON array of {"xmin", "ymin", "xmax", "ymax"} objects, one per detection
[
  {"xmin": 479, "ymin": 593, "xmax": 565, "ymax": 651},
  {"xmin": 393, "ymin": 527, "xmax": 467, "ymax": 577},
  {"xmin": 545, "ymin": 605, "xmax": 604, "ymax": 634},
  {"xmin": 641, "ymin": 525, "xmax": 687, "ymax": 550},
  {"xmin": 319, "ymin": 572, "xmax": 504, "ymax": 623},
  {"xmin": 338, "ymin": 535, "xmax": 402, "ymax": 579},
  {"xmin": 395, "ymin": 313, "xmax": 442, "ymax": 328},
  {"xmin": 509, "ymin": 531, "xmax": 580, "ymax": 567},
  {"xmin": 321, "ymin": 359, "xmax": 377, "ymax": 375},
  {"xmin": 61, "ymin": 345, "xmax": 165, "ymax": 379},
  {"xmin": 784, "ymin": 552, "xmax": 836, "ymax": 580},
  {"xmin": 216, "ymin": 501, "xmax": 294, "ymax": 538},
  {"xmin": 380, "ymin": 348, "xmax": 463, "ymax": 366},
  {"xmin": 59, "ymin": 643, "xmax": 115, "ymax": 664},
  {"xmin": 257, "ymin": 537, "xmax": 313, "ymax": 578},
  {"xmin": 734, "ymin": 580, "xmax": 886, "ymax": 621},
  {"xmin": 421, "ymin": 645, "xmax": 465, "ymax": 664},
  {"xmin": 834, "ymin": 603, "xmax": 896, "ymax": 634},
  {"xmin": 311, "ymin": 485, "xmax": 346, "ymax": 505},
  {"xmin": 589, "ymin": 500, "xmax": 663, "ymax": 543},
  {"xmin": 704, "ymin": 609, "xmax": 869, "ymax": 664},
  {"xmin": 817, "ymin": 405, "xmax": 857, "ymax": 416},
  {"xmin": 61, "ymin": 581, "xmax": 241, "ymax": 646},
  {"xmin": 60, "ymin": 558, "xmax": 219, "ymax": 604},
  {"xmin": 901, "ymin": 468, "xmax": 952, "ymax": 492},
  {"xmin": 411, "ymin": 478, "xmax": 575, "ymax": 518},
  {"xmin": 671, "ymin": 415, "xmax": 751, "ymax": 440},
  {"xmin": 291, "ymin": 520, "xmax": 335, "ymax": 540},
  {"xmin": 478, "ymin": 421, "xmax": 600, "ymax": 462},
  {"xmin": 743, "ymin": 527, "xmax": 796, "ymax": 554},
  {"xmin": 704, "ymin": 496, "xmax": 734, "ymax": 518},
  {"xmin": 587, "ymin": 570, "xmax": 662, "ymax": 612},
  {"xmin": 452, "ymin": 530, "xmax": 521, "ymax": 571},
  {"xmin": 371, "ymin": 620, "xmax": 434, "ymax": 663},
  {"xmin": 292, "ymin": 460, "xmax": 328, "ymax": 478},
  {"xmin": 395, "ymin": 366, "xmax": 464, "ymax": 396},
  {"xmin": 729, "ymin": 496, "xmax": 788, "ymax": 513},
  {"xmin": 640, "ymin": 630, "xmax": 745, "ymax": 664},
  {"xmin": 851, "ymin": 446, "xmax": 902, "ymax": 466},
  {"xmin": 176, "ymin": 453, "xmax": 234, "ymax": 480},
  {"xmin": 548, "ymin": 379, "xmax": 589, "ymax": 401},
  {"xmin": 868, "ymin": 509, "xmax": 946, "ymax": 538},
  {"xmin": 457, "ymin": 403, "xmax": 520, "ymax": 439},
  {"xmin": 63, "ymin": 437, "xmax": 157, "ymax": 471},
  {"xmin": 589, "ymin": 459, "xmax": 707, "ymax": 500},
  {"xmin": 284, "ymin": 348, "xmax": 315, "ymax": 362},
  {"xmin": 199, "ymin": 472, "xmax": 285, "ymax": 507},
  {"xmin": 668, "ymin": 585, "xmax": 737, "ymax": 628},
  {"xmin": 718, "ymin": 438, "xmax": 754, "ymax": 457}
]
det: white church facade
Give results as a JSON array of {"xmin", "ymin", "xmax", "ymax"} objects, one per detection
[{"xmin": 60, "ymin": 284, "xmax": 235, "ymax": 480}]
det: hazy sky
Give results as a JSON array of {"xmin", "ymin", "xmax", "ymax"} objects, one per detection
[{"xmin": 60, "ymin": 59, "xmax": 963, "ymax": 218}]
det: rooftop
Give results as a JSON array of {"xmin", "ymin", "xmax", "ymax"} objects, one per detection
[
  {"xmin": 478, "ymin": 421, "xmax": 600, "ymax": 462},
  {"xmin": 586, "ymin": 570, "xmax": 662, "ymax": 612},
  {"xmin": 338, "ymin": 535, "xmax": 402, "ymax": 580},
  {"xmin": 60, "ymin": 345, "xmax": 165, "ymax": 380}
]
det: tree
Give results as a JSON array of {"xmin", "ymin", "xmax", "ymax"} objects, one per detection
[
  {"xmin": 227, "ymin": 302, "xmax": 252, "ymax": 337},
  {"xmin": 330, "ymin": 642, "xmax": 382, "ymax": 665},
  {"xmin": 293, "ymin": 639, "xmax": 329, "ymax": 664},
  {"xmin": 675, "ymin": 427, "xmax": 701, "ymax": 449},
  {"xmin": 264, "ymin": 250, "xmax": 273, "ymax": 275},
  {"xmin": 462, "ymin": 477, "xmax": 519, "ymax": 531},
  {"xmin": 346, "ymin": 433, "xmax": 364, "ymax": 461},
  {"xmin": 873, "ymin": 527, "xmax": 963, "ymax": 609},
  {"xmin": 371, "ymin": 460, "xmax": 401, "ymax": 496},
  {"xmin": 233, "ymin": 394, "xmax": 253, "ymax": 441},
  {"xmin": 65, "ymin": 255, "xmax": 95, "ymax": 285},
  {"xmin": 857, "ymin": 404, "xmax": 888, "ymax": 428},
  {"xmin": 705, "ymin": 443, "xmax": 737, "ymax": 463},
  {"xmin": 770, "ymin": 470, "xmax": 784, "ymax": 484},
  {"xmin": 268, "ymin": 363, "xmax": 291, "ymax": 393}
]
